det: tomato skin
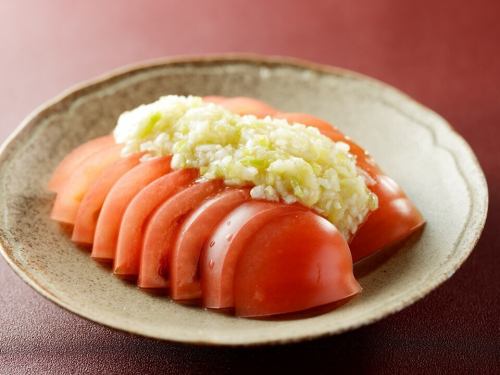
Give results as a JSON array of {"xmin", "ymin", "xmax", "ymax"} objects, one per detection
[
  {"xmin": 349, "ymin": 175, "xmax": 424, "ymax": 262},
  {"xmin": 91, "ymin": 156, "xmax": 172, "ymax": 261},
  {"xmin": 201, "ymin": 201, "xmax": 306, "ymax": 309},
  {"xmin": 138, "ymin": 180, "xmax": 224, "ymax": 289},
  {"xmin": 275, "ymin": 111, "xmax": 422, "ymax": 261},
  {"xmin": 48, "ymin": 135, "xmax": 115, "ymax": 193},
  {"xmin": 50, "ymin": 143, "xmax": 123, "ymax": 224},
  {"xmin": 113, "ymin": 168, "xmax": 198, "ymax": 277},
  {"xmin": 170, "ymin": 188, "xmax": 250, "ymax": 300},
  {"xmin": 71, "ymin": 153, "xmax": 143, "ymax": 244},
  {"xmin": 234, "ymin": 210, "xmax": 360, "ymax": 317}
]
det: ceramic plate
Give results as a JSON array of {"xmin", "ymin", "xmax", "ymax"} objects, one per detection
[{"xmin": 0, "ymin": 55, "xmax": 488, "ymax": 345}]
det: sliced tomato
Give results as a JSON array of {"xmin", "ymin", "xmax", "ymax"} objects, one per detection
[
  {"xmin": 201, "ymin": 201, "xmax": 306, "ymax": 309},
  {"xmin": 344, "ymin": 139, "xmax": 382, "ymax": 178},
  {"xmin": 71, "ymin": 153, "xmax": 143, "ymax": 244},
  {"xmin": 216, "ymin": 96, "xmax": 277, "ymax": 118},
  {"xmin": 278, "ymin": 108, "xmax": 418, "ymax": 261},
  {"xmin": 113, "ymin": 168, "xmax": 198, "ymax": 277},
  {"xmin": 48, "ymin": 135, "xmax": 115, "ymax": 193},
  {"xmin": 170, "ymin": 188, "xmax": 250, "ymax": 300},
  {"xmin": 349, "ymin": 175, "xmax": 424, "ymax": 262},
  {"xmin": 91, "ymin": 156, "xmax": 172, "ymax": 261},
  {"xmin": 50, "ymin": 143, "xmax": 123, "ymax": 224},
  {"xmin": 276, "ymin": 112, "xmax": 381, "ymax": 178},
  {"xmin": 276, "ymin": 111, "xmax": 421, "ymax": 261},
  {"xmin": 233, "ymin": 210, "xmax": 361, "ymax": 317},
  {"xmin": 138, "ymin": 179, "xmax": 224, "ymax": 289}
]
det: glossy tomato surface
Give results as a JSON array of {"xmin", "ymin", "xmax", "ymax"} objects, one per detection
[
  {"xmin": 170, "ymin": 188, "xmax": 250, "ymax": 300},
  {"xmin": 113, "ymin": 168, "xmax": 198, "ymax": 277},
  {"xmin": 138, "ymin": 180, "xmax": 223, "ymax": 289},
  {"xmin": 234, "ymin": 210, "xmax": 361, "ymax": 317},
  {"xmin": 91, "ymin": 156, "xmax": 172, "ymax": 261},
  {"xmin": 201, "ymin": 201, "xmax": 306, "ymax": 309},
  {"xmin": 50, "ymin": 143, "xmax": 123, "ymax": 224},
  {"xmin": 72, "ymin": 152, "xmax": 143, "ymax": 244},
  {"xmin": 48, "ymin": 135, "xmax": 115, "ymax": 193},
  {"xmin": 349, "ymin": 175, "xmax": 424, "ymax": 262}
]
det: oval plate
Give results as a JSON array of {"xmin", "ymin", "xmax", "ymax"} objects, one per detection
[{"xmin": 0, "ymin": 55, "xmax": 488, "ymax": 345}]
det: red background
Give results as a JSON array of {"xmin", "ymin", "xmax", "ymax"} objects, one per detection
[{"xmin": 1, "ymin": 1, "xmax": 499, "ymax": 373}]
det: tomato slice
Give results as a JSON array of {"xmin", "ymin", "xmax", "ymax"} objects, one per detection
[
  {"xmin": 138, "ymin": 179, "xmax": 224, "ymax": 289},
  {"xmin": 170, "ymin": 188, "xmax": 250, "ymax": 300},
  {"xmin": 201, "ymin": 201, "xmax": 306, "ymax": 309},
  {"xmin": 71, "ymin": 153, "xmax": 143, "ymax": 244},
  {"xmin": 48, "ymin": 135, "xmax": 115, "ymax": 193},
  {"xmin": 276, "ymin": 111, "xmax": 420, "ymax": 260},
  {"xmin": 113, "ymin": 168, "xmax": 198, "ymax": 277},
  {"xmin": 349, "ymin": 175, "xmax": 425, "ymax": 262},
  {"xmin": 212, "ymin": 96, "xmax": 277, "ymax": 118},
  {"xmin": 233, "ymin": 210, "xmax": 361, "ymax": 317},
  {"xmin": 50, "ymin": 143, "xmax": 123, "ymax": 224},
  {"xmin": 91, "ymin": 156, "xmax": 172, "ymax": 261}
]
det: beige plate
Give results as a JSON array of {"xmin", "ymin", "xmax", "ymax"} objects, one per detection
[{"xmin": 0, "ymin": 55, "xmax": 488, "ymax": 346}]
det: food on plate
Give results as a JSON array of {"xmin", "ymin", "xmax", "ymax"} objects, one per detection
[
  {"xmin": 49, "ymin": 95, "xmax": 424, "ymax": 317},
  {"xmin": 50, "ymin": 143, "xmax": 123, "ymax": 223}
]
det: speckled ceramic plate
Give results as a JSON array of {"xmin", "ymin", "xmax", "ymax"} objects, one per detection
[{"xmin": 0, "ymin": 55, "xmax": 488, "ymax": 345}]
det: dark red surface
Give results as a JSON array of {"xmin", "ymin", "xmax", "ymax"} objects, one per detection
[{"xmin": 1, "ymin": 0, "xmax": 499, "ymax": 373}]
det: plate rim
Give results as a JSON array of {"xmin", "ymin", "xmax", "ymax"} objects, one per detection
[{"xmin": 0, "ymin": 54, "xmax": 489, "ymax": 346}]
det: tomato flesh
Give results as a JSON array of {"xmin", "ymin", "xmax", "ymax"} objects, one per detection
[
  {"xmin": 91, "ymin": 156, "xmax": 172, "ymax": 261},
  {"xmin": 50, "ymin": 143, "xmax": 123, "ymax": 224},
  {"xmin": 170, "ymin": 188, "xmax": 250, "ymax": 300},
  {"xmin": 349, "ymin": 175, "xmax": 424, "ymax": 262},
  {"xmin": 234, "ymin": 210, "xmax": 361, "ymax": 317},
  {"xmin": 138, "ymin": 179, "xmax": 223, "ymax": 289},
  {"xmin": 113, "ymin": 168, "xmax": 198, "ymax": 277},
  {"xmin": 201, "ymin": 201, "xmax": 306, "ymax": 309},
  {"xmin": 71, "ymin": 152, "xmax": 143, "ymax": 244},
  {"xmin": 48, "ymin": 135, "xmax": 115, "ymax": 193}
]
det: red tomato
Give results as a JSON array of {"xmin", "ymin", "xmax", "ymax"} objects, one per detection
[
  {"xmin": 201, "ymin": 201, "xmax": 306, "ymax": 309},
  {"xmin": 50, "ymin": 143, "xmax": 123, "ymax": 224},
  {"xmin": 71, "ymin": 152, "xmax": 143, "ymax": 244},
  {"xmin": 91, "ymin": 156, "xmax": 172, "ymax": 261},
  {"xmin": 276, "ymin": 111, "xmax": 421, "ymax": 260},
  {"xmin": 233, "ymin": 211, "xmax": 361, "ymax": 317},
  {"xmin": 215, "ymin": 96, "xmax": 277, "ymax": 118},
  {"xmin": 349, "ymin": 175, "xmax": 424, "ymax": 262},
  {"xmin": 170, "ymin": 188, "xmax": 250, "ymax": 300},
  {"xmin": 344, "ymin": 139, "xmax": 382, "ymax": 179},
  {"xmin": 138, "ymin": 179, "xmax": 223, "ymax": 289},
  {"xmin": 113, "ymin": 168, "xmax": 198, "ymax": 277},
  {"xmin": 48, "ymin": 135, "xmax": 115, "ymax": 193}
]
